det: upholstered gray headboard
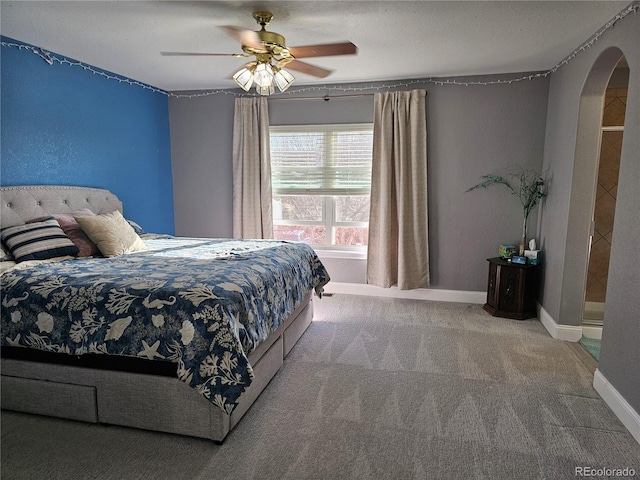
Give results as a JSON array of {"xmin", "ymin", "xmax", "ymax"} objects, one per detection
[{"xmin": 0, "ymin": 185, "xmax": 123, "ymax": 228}]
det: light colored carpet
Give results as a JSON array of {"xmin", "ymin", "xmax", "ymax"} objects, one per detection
[{"xmin": 2, "ymin": 294, "xmax": 639, "ymax": 479}]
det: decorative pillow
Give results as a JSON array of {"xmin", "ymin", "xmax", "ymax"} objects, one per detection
[
  {"xmin": 126, "ymin": 219, "xmax": 145, "ymax": 235},
  {"xmin": 75, "ymin": 210, "xmax": 146, "ymax": 257},
  {"xmin": 1, "ymin": 217, "xmax": 80, "ymax": 262},
  {"xmin": 27, "ymin": 209, "xmax": 100, "ymax": 258}
]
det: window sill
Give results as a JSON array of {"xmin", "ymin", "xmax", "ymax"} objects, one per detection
[{"xmin": 314, "ymin": 249, "xmax": 367, "ymax": 260}]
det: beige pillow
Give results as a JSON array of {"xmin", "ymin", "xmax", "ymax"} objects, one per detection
[{"xmin": 75, "ymin": 210, "xmax": 146, "ymax": 257}]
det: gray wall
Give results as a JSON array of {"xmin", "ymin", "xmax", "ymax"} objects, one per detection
[
  {"xmin": 538, "ymin": 12, "xmax": 639, "ymax": 413},
  {"xmin": 169, "ymin": 75, "xmax": 549, "ymax": 292},
  {"xmin": 169, "ymin": 93, "xmax": 236, "ymax": 238}
]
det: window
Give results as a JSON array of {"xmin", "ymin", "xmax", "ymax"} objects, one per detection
[{"xmin": 270, "ymin": 124, "xmax": 373, "ymax": 249}]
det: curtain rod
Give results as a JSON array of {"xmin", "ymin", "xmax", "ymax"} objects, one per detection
[{"xmin": 268, "ymin": 93, "xmax": 374, "ymax": 101}]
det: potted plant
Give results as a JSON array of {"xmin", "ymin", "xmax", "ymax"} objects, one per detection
[{"xmin": 467, "ymin": 166, "xmax": 547, "ymax": 255}]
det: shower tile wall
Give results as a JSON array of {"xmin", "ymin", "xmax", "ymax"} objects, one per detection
[{"xmin": 585, "ymin": 88, "xmax": 626, "ymax": 303}]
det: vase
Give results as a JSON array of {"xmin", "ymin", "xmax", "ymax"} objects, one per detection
[{"xmin": 519, "ymin": 215, "xmax": 527, "ymax": 256}]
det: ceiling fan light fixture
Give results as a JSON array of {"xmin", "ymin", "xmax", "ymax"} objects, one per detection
[
  {"xmin": 238, "ymin": 60, "xmax": 295, "ymax": 95},
  {"xmin": 253, "ymin": 62, "xmax": 273, "ymax": 88},
  {"xmin": 233, "ymin": 64, "xmax": 255, "ymax": 91},
  {"xmin": 273, "ymin": 66, "xmax": 295, "ymax": 92},
  {"xmin": 256, "ymin": 84, "xmax": 275, "ymax": 96},
  {"xmin": 170, "ymin": 11, "xmax": 357, "ymax": 94}
]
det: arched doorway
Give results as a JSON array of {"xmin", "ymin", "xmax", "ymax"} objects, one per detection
[
  {"xmin": 558, "ymin": 47, "xmax": 626, "ymax": 356},
  {"xmin": 581, "ymin": 57, "xmax": 628, "ymax": 353}
]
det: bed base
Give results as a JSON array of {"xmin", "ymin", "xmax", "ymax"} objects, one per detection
[
  {"xmin": 1, "ymin": 295, "xmax": 313, "ymax": 442},
  {"xmin": 0, "ymin": 185, "xmax": 318, "ymax": 442}
]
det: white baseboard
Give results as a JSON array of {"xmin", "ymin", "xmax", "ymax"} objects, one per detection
[
  {"xmin": 537, "ymin": 303, "xmax": 582, "ymax": 342},
  {"xmin": 323, "ymin": 282, "xmax": 486, "ymax": 304},
  {"xmin": 582, "ymin": 325, "xmax": 603, "ymax": 340},
  {"xmin": 593, "ymin": 369, "xmax": 640, "ymax": 445}
]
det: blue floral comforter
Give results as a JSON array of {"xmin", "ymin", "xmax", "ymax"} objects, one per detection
[{"xmin": 0, "ymin": 235, "xmax": 330, "ymax": 414}]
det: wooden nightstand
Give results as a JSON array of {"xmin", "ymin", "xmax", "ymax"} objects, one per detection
[{"xmin": 483, "ymin": 257, "xmax": 540, "ymax": 320}]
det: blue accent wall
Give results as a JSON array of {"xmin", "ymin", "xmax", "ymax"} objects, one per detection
[{"xmin": 1, "ymin": 37, "xmax": 174, "ymax": 234}]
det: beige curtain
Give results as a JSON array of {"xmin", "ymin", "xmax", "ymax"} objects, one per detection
[
  {"xmin": 232, "ymin": 97, "xmax": 273, "ymax": 239},
  {"xmin": 366, "ymin": 89, "xmax": 429, "ymax": 289}
]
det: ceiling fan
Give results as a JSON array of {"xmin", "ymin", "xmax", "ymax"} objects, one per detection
[{"xmin": 161, "ymin": 11, "xmax": 357, "ymax": 95}]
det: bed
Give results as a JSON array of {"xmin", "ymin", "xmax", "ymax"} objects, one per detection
[{"xmin": 0, "ymin": 185, "xmax": 330, "ymax": 442}]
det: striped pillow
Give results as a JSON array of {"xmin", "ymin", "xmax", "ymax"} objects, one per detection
[{"xmin": 1, "ymin": 217, "xmax": 80, "ymax": 262}]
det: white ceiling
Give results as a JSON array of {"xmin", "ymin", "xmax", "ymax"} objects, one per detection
[{"xmin": 0, "ymin": 1, "xmax": 631, "ymax": 92}]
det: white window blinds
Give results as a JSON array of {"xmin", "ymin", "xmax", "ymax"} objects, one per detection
[{"xmin": 270, "ymin": 124, "xmax": 373, "ymax": 195}]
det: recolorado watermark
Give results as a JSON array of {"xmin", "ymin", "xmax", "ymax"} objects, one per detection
[{"xmin": 575, "ymin": 466, "xmax": 636, "ymax": 477}]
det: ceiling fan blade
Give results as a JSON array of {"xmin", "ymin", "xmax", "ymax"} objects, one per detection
[
  {"xmin": 282, "ymin": 59, "xmax": 333, "ymax": 78},
  {"xmin": 288, "ymin": 42, "xmax": 357, "ymax": 58},
  {"xmin": 161, "ymin": 52, "xmax": 247, "ymax": 57},
  {"xmin": 220, "ymin": 25, "xmax": 263, "ymax": 50}
]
